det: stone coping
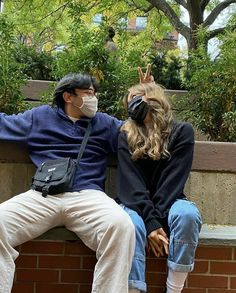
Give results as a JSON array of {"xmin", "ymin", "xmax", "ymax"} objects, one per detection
[
  {"xmin": 37, "ymin": 224, "xmax": 236, "ymax": 247},
  {"xmin": 21, "ymin": 80, "xmax": 188, "ymax": 101},
  {"xmin": 199, "ymin": 224, "xmax": 236, "ymax": 246}
]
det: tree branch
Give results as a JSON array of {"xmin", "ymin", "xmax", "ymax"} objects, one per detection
[
  {"xmin": 204, "ymin": 0, "xmax": 236, "ymax": 27},
  {"xmin": 144, "ymin": 4, "xmax": 155, "ymax": 12},
  {"xmin": 127, "ymin": 1, "xmax": 154, "ymax": 13},
  {"xmin": 174, "ymin": 0, "xmax": 187, "ymax": 10},
  {"xmin": 146, "ymin": 0, "xmax": 190, "ymax": 38},
  {"xmin": 200, "ymin": 0, "xmax": 211, "ymax": 12},
  {"xmin": 17, "ymin": 1, "xmax": 70, "ymax": 26},
  {"xmin": 208, "ymin": 24, "xmax": 236, "ymax": 39},
  {"xmin": 17, "ymin": 0, "xmax": 29, "ymax": 11}
]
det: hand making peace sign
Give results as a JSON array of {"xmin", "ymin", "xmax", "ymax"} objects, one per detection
[{"xmin": 138, "ymin": 64, "xmax": 155, "ymax": 84}]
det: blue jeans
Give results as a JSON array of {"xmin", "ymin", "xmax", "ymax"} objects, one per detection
[
  {"xmin": 121, "ymin": 199, "xmax": 202, "ymax": 292},
  {"xmin": 120, "ymin": 204, "xmax": 147, "ymax": 292}
]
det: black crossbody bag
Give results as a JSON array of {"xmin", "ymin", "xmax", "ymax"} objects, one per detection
[{"xmin": 31, "ymin": 121, "xmax": 92, "ymax": 197}]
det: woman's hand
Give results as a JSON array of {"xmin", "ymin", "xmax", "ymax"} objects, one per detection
[
  {"xmin": 138, "ymin": 64, "xmax": 154, "ymax": 83},
  {"xmin": 147, "ymin": 228, "xmax": 169, "ymax": 257}
]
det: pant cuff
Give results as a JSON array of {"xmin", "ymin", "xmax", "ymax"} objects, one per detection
[
  {"xmin": 167, "ymin": 259, "xmax": 194, "ymax": 272},
  {"xmin": 129, "ymin": 280, "xmax": 147, "ymax": 292}
]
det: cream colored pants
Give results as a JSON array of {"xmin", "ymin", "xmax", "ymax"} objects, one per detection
[{"xmin": 0, "ymin": 189, "xmax": 135, "ymax": 293}]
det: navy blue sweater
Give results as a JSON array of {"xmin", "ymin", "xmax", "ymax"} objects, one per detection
[
  {"xmin": 0, "ymin": 105, "xmax": 122, "ymax": 192},
  {"xmin": 117, "ymin": 122, "xmax": 194, "ymax": 235}
]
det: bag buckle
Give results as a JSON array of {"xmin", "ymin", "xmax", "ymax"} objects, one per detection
[
  {"xmin": 42, "ymin": 186, "xmax": 49, "ymax": 197},
  {"xmin": 45, "ymin": 175, "xmax": 51, "ymax": 182}
]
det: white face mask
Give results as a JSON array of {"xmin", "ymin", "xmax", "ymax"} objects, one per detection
[
  {"xmin": 71, "ymin": 95, "xmax": 98, "ymax": 118},
  {"xmin": 79, "ymin": 95, "xmax": 98, "ymax": 118}
]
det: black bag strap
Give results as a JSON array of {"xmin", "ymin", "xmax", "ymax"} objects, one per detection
[{"xmin": 75, "ymin": 120, "xmax": 92, "ymax": 165}]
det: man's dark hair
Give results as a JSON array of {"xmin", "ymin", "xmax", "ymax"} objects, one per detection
[{"xmin": 52, "ymin": 73, "xmax": 99, "ymax": 109}]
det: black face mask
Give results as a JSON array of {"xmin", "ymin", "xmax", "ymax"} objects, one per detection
[{"xmin": 128, "ymin": 95, "xmax": 149, "ymax": 124}]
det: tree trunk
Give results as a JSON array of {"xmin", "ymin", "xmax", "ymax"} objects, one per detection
[{"xmin": 186, "ymin": 0, "xmax": 204, "ymax": 51}]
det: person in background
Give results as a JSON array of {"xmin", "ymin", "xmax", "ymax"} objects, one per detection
[
  {"xmin": 0, "ymin": 73, "xmax": 135, "ymax": 293},
  {"xmin": 105, "ymin": 26, "xmax": 117, "ymax": 53},
  {"xmin": 118, "ymin": 66, "xmax": 202, "ymax": 293}
]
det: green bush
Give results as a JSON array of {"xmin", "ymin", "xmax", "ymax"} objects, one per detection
[
  {"xmin": 149, "ymin": 52, "xmax": 185, "ymax": 90},
  {"xmin": 175, "ymin": 31, "xmax": 236, "ymax": 142},
  {"xmin": 0, "ymin": 15, "xmax": 29, "ymax": 114},
  {"xmin": 14, "ymin": 44, "xmax": 55, "ymax": 81}
]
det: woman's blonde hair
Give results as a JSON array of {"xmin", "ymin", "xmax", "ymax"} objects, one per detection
[{"xmin": 121, "ymin": 82, "xmax": 173, "ymax": 161}]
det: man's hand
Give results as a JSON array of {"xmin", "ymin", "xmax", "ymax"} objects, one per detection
[
  {"xmin": 138, "ymin": 64, "xmax": 154, "ymax": 83},
  {"xmin": 148, "ymin": 228, "xmax": 169, "ymax": 257}
]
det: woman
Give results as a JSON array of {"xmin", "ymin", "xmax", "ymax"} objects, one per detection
[{"xmin": 118, "ymin": 73, "xmax": 202, "ymax": 293}]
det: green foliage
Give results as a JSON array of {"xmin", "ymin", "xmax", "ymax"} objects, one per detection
[
  {"xmin": 39, "ymin": 82, "xmax": 57, "ymax": 106},
  {"xmin": 175, "ymin": 30, "xmax": 236, "ymax": 142},
  {"xmin": 149, "ymin": 51, "xmax": 185, "ymax": 90},
  {"xmin": 52, "ymin": 14, "xmax": 147, "ymax": 118},
  {"xmin": 1, "ymin": 0, "xmax": 181, "ymax": 118},
  {"xmin": 0, "ymin": 14, "xmax": 29, "ymax": 114},
  {"xmin": 14, "ymin": 44, "xmax": 55, "ymax": 80},
  {"xmin": 5, "ymin": 0, "xmax": 70, "ymax": 52}
]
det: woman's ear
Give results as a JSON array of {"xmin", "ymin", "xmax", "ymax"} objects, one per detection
[{"xmin": 62, "ymin": 92, "xmax": 72, "ymax": 103}]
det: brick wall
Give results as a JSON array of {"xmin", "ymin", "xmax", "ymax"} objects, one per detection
[{"xmin": 12, "ymin": 240, "xmax": 236, "ymax": 293}]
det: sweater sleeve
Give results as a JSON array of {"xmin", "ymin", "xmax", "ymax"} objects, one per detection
[
  {"xmin": 117, "ymin": 131, "xmax": 163, "ymax": 232},
  {"xmin": 150, "ymin": 122, "xmax": 194, "ymax": 230},
  {"xmin": 108, "ymin": 115, "xmax": 123, "ymax": 153},
  {"xmin": 0, "ymin": 109, "xmax": 33, "ymax": 145}
]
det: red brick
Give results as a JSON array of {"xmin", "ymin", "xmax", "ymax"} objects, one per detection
[
  {"xmin": 15, "ymin": 255, "xmax": 37, "ymax": 268},
  {"xmin": 147, "ymin": 287, "xmax": 166, "ymax": 293},
  {"xmin": 61, "ymin": 270, "xmax": 93, "ymax": 283},
  {"xmin": 127, "ymin": 18, "xmax": 136, "ymax": 29},
  {"xmin": 211, "ymin": 261, "xmax": 236, "ymax": 274},
  {"xmin": 81, "ymin": 256, "xmax": 97, "ymax": 269},
  {"xmin": 39, "ymin": 255, "xmax": 81, "ymax": 269},
  {"xmin": 208, "ymin": 289, "xmax": 236, "ymax": 293},
  {"xmin": 146, "ymin": 257, "xmax": 167, "ymax": 272},
  {"xmin": 80, "ymin": 284, "xmax": 92, "ymax": 293},
  {"xmin": 188, "ymin": 275, "xmax": 228, "ymax": 288},
  {"xmin": 12, "ymin": 283, "xmax": 34, "ymax": 293},
  {"xmin": 12, "ymin": 242, "xmax": 236, "ymax": 292},
  {"xmin": 16, "ymin": 269, "xmax": 59, "ymax": 283},
  {"xmin": 65, "ymin": 241, "xmax": 94, "ymax": 255},
  {"xmin": 196, "ymin": 246, "xmax": 233, "ymax": 260},
  {"xmin": 231, "ymin": 277, "xmax": 236, "ymax": 288},
  {"xmin": 183, "ymin": 289, "xmax": 206, "ymax": 293},
  {"xmin": 192, "ymin": 260, "xmax": 209, "ymax": 273},
  {"xmin": 21, "ymin": 241, "xmax": 64, "ymax": 254},
  {"xmin": 36, "ymin": 283, "xmax": 78, "ymax": 293},
  {"xmin": 146, "ymin": 272, "xmax": 167, "ymax": 286}
]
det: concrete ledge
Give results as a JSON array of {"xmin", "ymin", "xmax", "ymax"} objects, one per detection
[
  {"xmin": 37, "ymin": 227, "xmax": 78, "ymax": 241},
  {"xmin": 37, "ymin": 224, "xmax": 236, "ymax": 246},
  {"xmin": 199, "ymin": 224, "xmax": 236, "ymax": 246},
  {"xmin": 21, "ymin": 80, "xmax": 187, "ymax": 101}
]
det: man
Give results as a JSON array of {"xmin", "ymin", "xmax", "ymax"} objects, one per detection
[{"xmin": 0, "ymin": 73, "xmax": 135, "ymax": 293}]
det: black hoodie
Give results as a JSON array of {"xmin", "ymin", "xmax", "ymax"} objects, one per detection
[{"xmin": 117, "ymin": 121, "xmax": 194, "ymax": 235}]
